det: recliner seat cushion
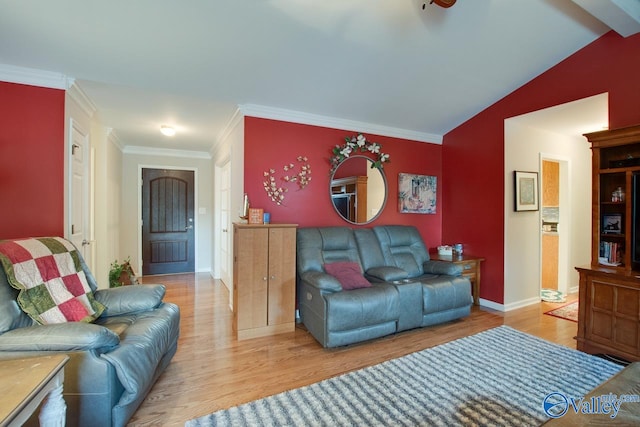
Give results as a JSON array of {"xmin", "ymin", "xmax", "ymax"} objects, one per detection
[
  {"xmin": 325, "ymin": 285, "xmax": 399, "ymax": 332},
  {"xmin": 421, "ymin": 277, "xmax": 472, "ymax": 313}
]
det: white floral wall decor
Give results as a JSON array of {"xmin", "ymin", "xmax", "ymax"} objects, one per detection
[
  {"xmin": 263, "ymin": 156, "xmax": 312, "ymax": 205},
  {"xmin": 330, "ymin": 133, "xmax": 390, "ymax": 173}
]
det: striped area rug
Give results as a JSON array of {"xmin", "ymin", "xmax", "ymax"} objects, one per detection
[{"xmin": 186, "ymin": 326, "xmax": 623, "ymax": 427}]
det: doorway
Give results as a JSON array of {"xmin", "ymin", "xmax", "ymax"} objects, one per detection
[
  {"xmin": 141, "ymin": 168, "xmax": 195, "ymax": 275},
  {"xmin": 540, "ymin": 158, "xmax": 568, "ymax": 301},
  {"xmin": 503, "ymin": 93, "xmax": 605, "ymax": 308}
]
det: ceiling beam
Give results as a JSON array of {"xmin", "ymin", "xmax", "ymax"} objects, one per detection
[{"xmin": 573, "ymin": 0, "xmax": 640, "ymax": 37}]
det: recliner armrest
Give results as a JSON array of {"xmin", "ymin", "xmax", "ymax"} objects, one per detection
[
  {"xmin": 300, "ymin": 271, "xmax": 343, "ymax": 292},
  {"xmin": 94, "ymin": 284, "xmax": 166, "ymax": 316},
  {"xmin": 0, "ymin": 322, "xmax": 119, "ymax": 352},
  {"xmin": 423, "ymin": 260, "xmax": 462, "ymax": 276},
  {"xmin": 366, "ymin": 266, "xmax": 408, "ymax": 282}
]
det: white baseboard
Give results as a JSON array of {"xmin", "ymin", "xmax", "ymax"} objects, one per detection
[{"xmin": 478, "ymin": 295, "xmax": 542, "ymax": 312}]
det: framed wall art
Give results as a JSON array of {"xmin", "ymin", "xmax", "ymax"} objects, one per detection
[
  {"xmin": 514, "ymin": 171, "xmax": 539, "ymax": 211},
  {"xmin": 602, "ymin": 214, "xmax": 622, "ymax": 234},
  {"xmin": 398, "ymin": 173, "xmax": 437, "ymax": 214}
]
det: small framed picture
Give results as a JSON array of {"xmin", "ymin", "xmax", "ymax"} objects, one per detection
[
  {"xmin": 602, "ymin": 214, "xmax": 622, "ymax": 234},
  {"xmin": 514, "ymin": 171, "xmax": 539, "ymax": 211}
]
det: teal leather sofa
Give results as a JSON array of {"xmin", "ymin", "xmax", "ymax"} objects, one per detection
[
  {"xmin": 297, "ymin": 225, "xmax": 472, "ymax": 347},
  {"xmin": 0, "ymin": 250, "xmax": 180, "ymax": 427}
]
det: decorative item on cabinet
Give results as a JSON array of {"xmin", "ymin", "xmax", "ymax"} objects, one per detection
[
  {"xmin": 248, "ymin": 208, "xmax": 264, "ymax": 224},
  {"xmin": 232, "ymin": 223, "xmax": 298, "ymax": 340}
]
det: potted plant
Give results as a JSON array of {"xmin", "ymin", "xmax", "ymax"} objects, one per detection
[{"xmin": 108, "ymin": 257, "xmax": 138, "ymax": 287}]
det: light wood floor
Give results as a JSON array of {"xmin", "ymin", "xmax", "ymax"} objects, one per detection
[{"xmin": 127, "ymin": 273, "xmax": 579, "ymax": 427}]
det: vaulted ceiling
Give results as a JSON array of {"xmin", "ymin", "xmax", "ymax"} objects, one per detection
[{"xmin": 1, "ymin": 1, "xmax": 638, "ymax": 154}]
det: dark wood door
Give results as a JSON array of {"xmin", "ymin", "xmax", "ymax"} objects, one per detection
[{"xmin": 142, "ymin": 169, "xmax": 195, "ymax": 275}]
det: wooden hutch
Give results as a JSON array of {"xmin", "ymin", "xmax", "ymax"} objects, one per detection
[{"xmin": 577, "ymin": 124, "xmax": 640, "ymax": 361}]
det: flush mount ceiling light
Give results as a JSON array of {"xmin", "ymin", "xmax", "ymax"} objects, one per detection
[{"xmin": 160, "ymin": 125, "xmax": 176, "ymax": 137}]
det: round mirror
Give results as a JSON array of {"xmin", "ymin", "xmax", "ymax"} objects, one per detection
[{"xmin": 329, "ymin": 156, "xmax": 387, "ymax": 224}]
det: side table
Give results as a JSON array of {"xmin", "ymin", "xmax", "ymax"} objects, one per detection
[
  {"xmin": 431, "ymin": 253, "xmax": 484, "ymax": 305},
  {"xmin": 0, "ymin": 354, "xmax": 69, "ymax": 427}
]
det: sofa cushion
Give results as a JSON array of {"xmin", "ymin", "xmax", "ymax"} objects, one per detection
[
  {"xmin": 0, "ymin": 322, "xmax": 120, "ymax": 351},
  {"xmin": 324, "ymin": 262, "xmax": 371, "ymax": 290},
  {"xmin": 366, "ymin": 266, "xmax": 409, "ymax": 282},
  {"xmin": 423, "ymin": 260, "xmax": 462, "ymax": 276},
  {"xmin": 297, "ymin": 227, "xmax": 362, "ymax": 274},
  {"xmin": 353, "ymin": 228, "xmax": 387, "ymax": 271},
  {"xmin": 95, "ymin": 284, "xmax": 166, "ymax": 317},
  {"xmin": 421, "ymin": 276, "xmax": 473, "ymax": 314},
  {"xmin": 325, "ymin": 285, "xmax": 399, "ymax": 331},
  {"xmin": 0, "ymin": 237, "xmax": 105, "ymax": 325},
  {"xmin": 373, "ymin": 226, "xmax": 431, "ymax": 278},
  {"xmin": 99, "ymin": 302, "xmax": 180, "ymax": 411}
]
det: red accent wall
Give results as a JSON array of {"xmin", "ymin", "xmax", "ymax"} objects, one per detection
[
  {"xmin": 0, "ymin": 81, "xmax": 65, "ymax": 239},
  {"xmin": 442, "ymin": 31, "xmax": 640, "ymax": 304},
  {"xmin": 244, "ymin": 118, "xmax": 443, "ymax": 249}
]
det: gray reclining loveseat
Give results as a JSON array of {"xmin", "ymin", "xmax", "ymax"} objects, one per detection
[
  {"xmin": 0, "ymin": 237, "xmax": 180, "ymax": 426},
  {"xmin": 297, "ymin": 225, "xmax": 472, "ymax": 347}
]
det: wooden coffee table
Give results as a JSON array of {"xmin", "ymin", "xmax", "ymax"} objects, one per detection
[{"xmin": 0, "ymin": 354, "xmax": 68, "ymax": 427}]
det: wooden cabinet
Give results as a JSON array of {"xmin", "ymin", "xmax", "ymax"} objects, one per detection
[
  {"xmin": 232, "ymin": 223, "xmax": 297, "ymax": 340},
  {"xmin": 576, "ymin": 124, "xmax": 640, "ymax": 361},
  {"xmin": 575, "ymin": 266, "xmax": 640, "ymax": 361}
]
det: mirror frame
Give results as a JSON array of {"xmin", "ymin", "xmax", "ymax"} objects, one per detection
[{"xmin": 329, "ymin": 155, "xmax": 388, "ymax": 225}]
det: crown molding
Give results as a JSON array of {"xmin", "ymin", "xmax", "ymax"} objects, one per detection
[
  {"xmin": 238, "ymin": 103, "xmax": 443, "ymax": 144},
  {"xmin": 210, "ymin": 107, "xmax": 244, "ymax": 156},
  {"xmin": 106, "ymin": 128, "xmax": 125, "ymax": 152},
  {"xmin": 217, "ymin": 107, "xmax": 244, "ymax": 143},
  {"xmin": 67, "ymin": 83, "xmax": 97, "ymax": 118},
  {"xmin": 0, "ymin": 63, "xmax": 74, "ymax": 90},
  {"xmin": 123, "ymin": 145, "xmax": 212, "ymax": 160}
]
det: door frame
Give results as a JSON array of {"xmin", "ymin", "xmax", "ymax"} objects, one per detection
[
  {"xmin": 137, "ymin": 164, "xmax": 199, "ymax": 276},
  {"xmin": 538, "ymin": 153, "xmax": 570, "ymax": 296}
]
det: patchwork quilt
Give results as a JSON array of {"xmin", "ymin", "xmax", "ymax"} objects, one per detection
[{"xmin": 0, "ymin": 237, "xmax": 105, "ymax": 324}]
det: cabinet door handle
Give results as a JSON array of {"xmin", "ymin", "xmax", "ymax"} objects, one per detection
[
  {"xmin": 271, "ymin": 275, "xmax": 276, "ymax": 280},
  {"xmin": 263, "ymin": 276, "xmax": 268, "ymax": 281}
]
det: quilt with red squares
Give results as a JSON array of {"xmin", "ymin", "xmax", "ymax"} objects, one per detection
[{"xmin": 0, "ymin": 237, "xmax": 105, "ymax": 324}]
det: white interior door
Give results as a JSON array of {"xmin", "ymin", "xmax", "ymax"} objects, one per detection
[
  {"xmin": 69, "ymin": 120, "xmax": 92, "ymax": 269},
  {"xmin": 220, "ymin": 161, "xmax": 232, "ymax": 289}
]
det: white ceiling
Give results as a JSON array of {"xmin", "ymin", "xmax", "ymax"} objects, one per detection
[{"xmin": 0, "ymin": 0, "xmax": 636, "ymax": 154}]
